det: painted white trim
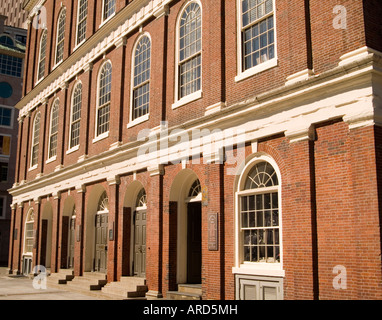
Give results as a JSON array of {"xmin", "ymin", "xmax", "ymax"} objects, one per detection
[{"xmin": 172, "ymin": 90, "xmax": 202, "ymax": 110}]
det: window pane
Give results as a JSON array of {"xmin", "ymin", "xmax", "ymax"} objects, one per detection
[{"xmin": 103, "ymin": 0, "xmax": 115, "ymax": 20}]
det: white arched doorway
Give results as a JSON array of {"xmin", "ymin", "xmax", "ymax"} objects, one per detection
[{"xmin": 169, "ymin": 169, "xmax": 202, "ymax": 284}]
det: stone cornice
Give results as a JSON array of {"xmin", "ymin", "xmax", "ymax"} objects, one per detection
[{"xmin": 17, "ymin": 0, "xmax": 173, "ymax": 117}]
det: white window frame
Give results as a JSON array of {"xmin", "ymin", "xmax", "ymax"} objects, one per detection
[
  {"xmin": 36, "ymin": 29, "xmax": 47, "ymax": 83},
  {"xmin": 68, "ymin": 82, "xmax": 82, "ymax": 153},
  {"xmin": 54, "ymin": 7, "xmax": 67, "ymax": 68},
  {"xmin": 172, "ymin": 0, "xmax": 203, "ymax": 110},
  {"xmin": 30, "ymin": 112, "xmax": 41, "ymax": 170},
  {"xmin": 101, "ymin": 0, "xmax": 116, "ymax": 26},
  {"xmin": 128, "ymin": 33, "xmax": 151, "ymax": 128},
  {"xmin": 23, "ymin": 209, "xmax": 34, "ymax": 255},
  {"xmin": 235, "ymin": 0, "xmax": 278, "ymax": 83},
  {"xmin": 47, "ymin": 99, "xmax": 59, "ymax": 162},
  {"xmin": 233, "ymin": 155, "xmax": 284, "ymax": 277},
  {"xmin": 75, "ymin": 0, "xmax": 88, "ymax": 48},
  {"xmin": 93, "ymin": 60, "xmax": 112, "ymax": 143}
]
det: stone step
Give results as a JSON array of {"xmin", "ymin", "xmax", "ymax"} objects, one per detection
[
  {"xmin": 166, "ymin": 291, "xmax": 202, "ymax": 300},
  {"xmin": 166, "ymin": 283, "xmax": 202, "ymax": 300},
  {"xmin": 101, "ymin": 277, "xmax": 148, "ymax": 299},
  {"xmin": 178, "ymin": 284, "xmax": 202, "ymax": 295},
  {"xmin": 46, "ymin": 269, "xmax": 75, "ymax": 284},
  {"xmin": 65, "ymin": 273, "xmax": 107, "ymax": 291}
]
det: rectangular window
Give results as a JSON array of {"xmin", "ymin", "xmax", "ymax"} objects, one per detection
[
  {"xmin": 236, "ymin": 0, "xmax": 277, "ymax": 82},
  {"xmin": 0, "ymin": 135, "xmax": 11, "ymax": 156},
  {"xmin": 241, "ymin": 0, "xmax": 274, "ymax": 72},
  {"xmin": 0, "ymin": 162, "xmax": 8, "ymax": 182},
  {"xmin": 77, "ymin": 0, "xmax": 88, "ymax": 45},
  {"xmin": 103, "ymin": 0, "xmax": 116, "ymax": 21},
  {"xmin": 0, "ymin": 196, "xmax": 5, "ymax": 218},
  {"xmin": 0, "ymin": 107, "xmax": 12, "ymax": 127},
  {"xmin": 0, "ymin": 54, "xmax": 23, "ymax": 77},
  {"xmin": 241, "ymin": 192, "xmax": 279, "ymax": 263}
]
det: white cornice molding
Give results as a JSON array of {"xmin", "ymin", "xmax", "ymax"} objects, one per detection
[{"xmin": 17, "ymin": 0, "xmax": 174, "ymax": 117}]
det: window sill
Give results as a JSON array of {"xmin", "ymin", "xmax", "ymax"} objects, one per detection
[
  {"xmin": 66, "ymin": 145, "xmax": 80, "ymax": 155},
  {"xmin": 127, "ymin": 114, "xmax": 149, "ymax": 128},
  {"xmin": 235, "ymin": 58, "xmax": 278, "ymax": 83},
  {"xmin": 28, "ymin": 165, "xmax": 38, "ymax": 172},
  {"xmin": 73, "ymin": 39, "xmax": 86, "ymax": 52},
  {"xmin": 172, "ymin": 90, "xmax": 202, "ymax": 110},
  {"xmin": 232, "ymin": 265, "xmax": 285, "ymax": 277},
  {"xmin": 46, "ymin": 155, "xmax": 57, "ymax": 164},
  {"xmin": 92, "ymin": 131, "xmax": 109, "ymax": 143},
  {"xmin": 52, "ymin": 60, "xmax": 63, "ymax": 71},
  {"xmin": 99, "ymin": 12, "xmax": 116, "ymax": 29}
]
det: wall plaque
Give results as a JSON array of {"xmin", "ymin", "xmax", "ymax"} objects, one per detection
[{"xmin": 208, "ymin": 212, "xmax": 218, "ymax": 251}]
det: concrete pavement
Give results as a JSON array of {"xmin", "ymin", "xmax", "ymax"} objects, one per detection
[{"xmin": 0, "ymin": 267, "xmax": 101, "ymax": 300}]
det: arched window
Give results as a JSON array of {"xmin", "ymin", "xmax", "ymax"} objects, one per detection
[
  {"xmin": 70, "ymin": 83, "xmax": 82, "ymax": 149},
  {"xmin": 37, "ymin": 30, "xmax": 47, "ymax": 81},
  {"xmin": 177, "ymin": 1, "xmax": 202, "ymax": 101},
  {"xmin": 132, "ymin": 35, "xmax": 151, "ymax": 121},
  {"xmin": 238, "ymin": 160, "xmax": 281, "ymax": 264},
  {"xmin": 188, "ymin": 179, "xmax": 201, "ymax": 197},
  {"xmin": 55, "ymin": 8, "xmax": 66, "ymax": 65},
  {"xmin": 76, "ymin": 0, "xmax": 88, "ymax": 45},
  {"xmin": 24, "ymin": 209, "xmax": 34, "ymax": 254},
  {"xmin": 30, "ymin": 112, "xmax": 41, "ymax": 168},
  {"xmin": 96, "ymin": 61, "xmax": 112, "ymax": 137},
  {"xmin": 97, "ymin": 191, "xmax": 109, "ymax": 212},
  {"xmin": 136, "ymin": 188, "xmax": 147, "ymax": 209},
  {"xmin": 103, "ymin": 0, "xmax": 116, "ymax": 21},
  {"xmin": 48, "ymin": 99, "xmax": 59, "ymax": 159}
]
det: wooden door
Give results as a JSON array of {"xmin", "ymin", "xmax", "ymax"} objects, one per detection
[
  {"xmin": 95, "ymin": 213, "xmax": 108, "ymax": 273},
  {"xmin": 187, "ymin": 202, "xmax": 202, "ymax": 284},
  {"xmin": 134, "ymin": 210, "xmax": 146, "ymax": 277},
  {"xmin": 68, "ymin": 217, "xmax": 76, "ymax": 269}
]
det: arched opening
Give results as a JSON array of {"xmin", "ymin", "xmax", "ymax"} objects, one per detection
[{"xmin": 169, "ymin": 169, "xmax": 202, "ymax": 284}]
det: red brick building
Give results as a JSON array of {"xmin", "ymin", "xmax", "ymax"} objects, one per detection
[{"xmin": 7, "ymin": 0, "xmax": 382, "ymax": 300}]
